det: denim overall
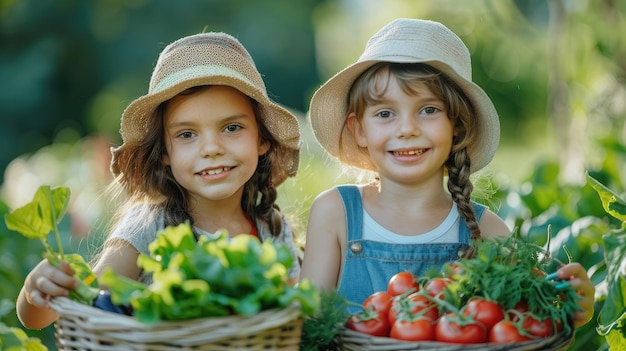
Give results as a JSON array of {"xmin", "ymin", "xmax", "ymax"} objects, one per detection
[{"xmin": 335, "ymin": 185, "xmax": 486, "ymax": 313}]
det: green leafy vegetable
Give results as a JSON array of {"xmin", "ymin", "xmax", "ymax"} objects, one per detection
[
  {"xmin": 587, "ymin": 172, "xmax": 626, "ymax": 350},
  {"xmin": 3, "ymin": 185, "xmax": 99, "ymax": 305},
  {"xmin": 100, "ymin": 222, "xmax": 320, "ymax": 325},
  {"xmin": 0, "ymin": 322, "xmax": 48, "ymax": 351}
]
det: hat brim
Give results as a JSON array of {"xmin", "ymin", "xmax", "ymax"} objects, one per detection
[{"xmin": 309, "ymin": 58, "xmax": 500, "ymax": 173}]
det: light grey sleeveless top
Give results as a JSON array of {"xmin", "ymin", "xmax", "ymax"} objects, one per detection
[{"xmin": 107, "ymin": 204, "xmax": 301, "ymax": 284}]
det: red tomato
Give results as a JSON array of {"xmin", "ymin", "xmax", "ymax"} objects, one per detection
[
  {"xmin": 424, "ymin": 277, "xmax": 452, "ymax": 298},
  {"xmin": 388, "ymin": 293, "xmax": 439, "ymax": 325},
  {"xmin": 346, "ymin": 310, "xmax": 391, "ymax": 337},
  {"xmin": 363, "ymin": 291, "xmax": 392, "ymax": 315},
  {"xmin": 435, "ymin": 312, "xmax": 488, "ymax": 344},
  {"xmin": 508, "ymin": 300, "xmax": 529, "ymax": 320},
  {"xmin": 390, "ymin": 318, "xmax": 436, "ymax": 341},
  {"xmin": 387, "ymin": 271, "xmax": 418, "ymax": 297},
  {"xmin": 521, "ymin": 314, "xmax": 554, "ymax": 338},
  {"xmin": 489, "ymin": 320, "xmax": 532, "ymax": 343},
  {"xmin": 462, "ymin": 297, "xmax": 505, "ymax": 331}
]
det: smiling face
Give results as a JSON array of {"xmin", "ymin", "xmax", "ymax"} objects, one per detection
[
  {"xmin": 349, "ymin": 72, "xmax": 454, "ymax": 185},
  {"xmin": 162, "ymin": 85, "xmax": 269, "ymax": 207}
]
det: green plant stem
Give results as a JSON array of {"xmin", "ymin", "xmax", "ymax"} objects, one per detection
[{"xmin": 45, "ymin": 189, "xmax": 64, "ymax": 260}]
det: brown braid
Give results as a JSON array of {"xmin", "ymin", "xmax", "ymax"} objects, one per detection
[
  {"xmin": 242, "ymin": 151, "xmax": 284, "ymax": 237},
  {"xmin": 446, "ymin": 147, "xmax": 482, "ymax": 258}
]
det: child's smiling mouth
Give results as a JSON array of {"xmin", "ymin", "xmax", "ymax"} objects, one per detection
[
  {"xmin": 197, "ymin": 166, "xmax": 233, "ymax": 176},
  {"xmin": 392, "ymin": 149, "xmax": 427, "ymax": 157}
]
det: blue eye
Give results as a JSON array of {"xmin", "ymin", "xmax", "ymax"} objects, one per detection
[
  {"xmin": 225, "ymin": 124, "xmax": 242, "ymax": 133},
  {"xmin": 375, "ymin": 110, "xmax": 392, "ymax": 118},
  {"xmin": 422, "ymin": 106, "xmax": 439, "ymax": 114}
]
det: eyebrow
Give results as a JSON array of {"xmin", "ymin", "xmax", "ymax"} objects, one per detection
[{"xmin": 165, "ymin": 113, "xmax": 253, "ymax": 129}]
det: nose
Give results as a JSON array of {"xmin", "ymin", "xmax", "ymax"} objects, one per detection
[
  {"xmin": 199, "ymin": 132, "xmax": 224, "ymax": 158},
  {"xmin": 396, "ymin": 113, "xmax": 421, "ymax": 138}
]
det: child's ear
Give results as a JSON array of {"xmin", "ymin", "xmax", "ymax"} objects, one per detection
[
  {"xmin": 162, "ymin": 153, "xmax": 170, "ymax": 166},
  {"xmin": 453, "ymin": 126, "xmax": 460, "ymax": 136},
  {"xmin": 258, "ymin": 139, "xmax": 270, "ymax": 156},
  {"xmin": 347, "ymin": 113, "xmax": 367, "ymax": 147}
]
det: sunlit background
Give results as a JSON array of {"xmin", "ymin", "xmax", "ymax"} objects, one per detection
[{"xmin": 1, "ymin": 0, "xmax": 625, "ymax": 349}]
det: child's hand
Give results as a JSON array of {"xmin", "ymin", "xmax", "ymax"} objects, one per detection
[
  {"xmin": 557, "ymin": 262, "xmax": 595, "ymax": 328},
  {"xmin": 23, "ymin": 259, "xmax": 78, "ymax": 308}
]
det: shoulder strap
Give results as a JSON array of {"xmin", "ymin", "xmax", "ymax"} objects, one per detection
[
  {"xmin": 458, "ymin": 201, "xmax": 489, "ymax": 242},
  {"xmin": 472, "ymin": 202, "xmax": 487, "ymax": 220},
  {"xmin": 336, "ymin": 185, "xmax": 364, "ymax": 241}
]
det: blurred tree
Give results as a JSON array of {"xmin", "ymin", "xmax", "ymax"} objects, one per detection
[{"xmin": 0, "ymin": 0, "xmax": 322, "ymax": 180}]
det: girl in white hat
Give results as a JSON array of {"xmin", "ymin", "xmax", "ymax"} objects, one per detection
[
  {"xmin": 301, "ymin": 18, "xmax": 594, "ymax": 328},
  {"xmin": 17, "ymin": 32, "xmax": 302, "ymax": 330}
]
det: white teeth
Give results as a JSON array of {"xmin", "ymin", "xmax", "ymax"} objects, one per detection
[
  {"xmin": 393, "ymin": 149, "xmax": 425, "ymax": 156},
  {"xmin": 200, "ymin": 167, "xmax": 230, "ymax": 175}
]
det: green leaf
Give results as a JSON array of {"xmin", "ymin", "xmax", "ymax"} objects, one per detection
[
  {"xmin": 65, "ymin": 253, "xmax": 98, "ymax": 288},
  {"xmin": 51, "ymin": 187, "xmax": 70, "ymax": 222},
  {"xmin": 587, "ymin": 173, "xmax": 626, "ymax": 346},
  {"xmin": 0, "ymin": 327, "xmax": 23, "ymax": 348},
  {"xmin": 587, "ymin": 172, "xmax": 626, "ymax": 222},
  {"xmin": 605, "ymin": 327, "xmax": 626, "ymax": 351},
  {"xmin": 597, "ymin": 227, "xmax": 626, "ymax": 341},
  {"xmin": 147, "ymin": 222, "xmax": 197, "ymax": 269},
  {"xmin": 4, "ymin": 186, "xmax": 71, "ymax": 239},
  {"xmin": 0, "ymin": 324, "xmax": 48, "ymax": 351},
  {"xmin": 99, "ymin": 268, "xmax": 146, "ymax": 305},
  {"xmin": 280, "ymin": 279, "xmax": 321, "ymax": 316},
  {"xmin": 21, "ymin": 338, "xmax": 49, "ymax": 351},
  {"xmin": 4, "ymin": 201, "xmax": 51, "ymax": 240},
  {"xmin": 0, "ymin": 299, "xmax": 14, "ymax": 319},
  {"xmin": 46, "ymin": 253, "xmax": 99, "ymax": 304}
]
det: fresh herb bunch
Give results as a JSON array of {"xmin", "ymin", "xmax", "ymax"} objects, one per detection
[
  {"xmin": 300, "ymin": 290, "xmax": 350, "ymax": 351},
  {"xmin": 100, "ymin": 222, "xmax": 320, "ymax": 325},
  {"xmin": 443, "ymin": 235, "xmax": 580, "ymax": 335},
  {"xmin": 4, "ymin": 185, "xmax": 99, "ymax": 305}
]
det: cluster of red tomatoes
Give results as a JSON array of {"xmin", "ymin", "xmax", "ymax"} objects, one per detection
[{"xmin": 346, "ymin": 271, "xmax": 563, "ymax": 344}]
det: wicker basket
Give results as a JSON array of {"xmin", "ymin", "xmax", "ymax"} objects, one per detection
[
  {"xmin": 336, "ymin": 327, "xmax": 574, "ymax": 351},
  {"xmin": 50, "ymin": 297, "xmax": 302, "ymax": 351}
]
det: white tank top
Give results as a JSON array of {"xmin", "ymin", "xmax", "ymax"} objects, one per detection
[{"xmin": 362, "ymin": 202, "xmax": 460, "ymax": 244}]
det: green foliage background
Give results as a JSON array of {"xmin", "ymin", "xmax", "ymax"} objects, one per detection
[{"xmin": 2, "ymin": 0, "xmax": 625, "ymax": 349}]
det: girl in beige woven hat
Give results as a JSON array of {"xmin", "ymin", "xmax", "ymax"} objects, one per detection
[
  {"xmin": 300, "ymin": 18, "xmax": 594, "ymax": 328},
  {"xmin": 17, "ymin": 32, "xmax": 302, "ymax": 330}
]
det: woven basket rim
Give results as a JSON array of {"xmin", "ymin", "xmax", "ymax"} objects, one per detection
[
  {"xmin": 338, "ymin": 326, "xmax": 574, "ymax": 351},
  {"xmin": 50, "ymin": 296, "xmax": 302, "ymax": 345}
]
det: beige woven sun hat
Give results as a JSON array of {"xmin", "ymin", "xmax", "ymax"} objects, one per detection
[
  {"xmin": 309, "ymin": 18, "xmax": 500, "ymax": 173},
  {"xmin": 114, "ymin": 32, "xmax": 300, "ymax": 186}
]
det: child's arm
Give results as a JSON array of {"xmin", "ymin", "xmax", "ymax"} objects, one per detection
[
  {"xmin": 299, "ymin": 188, "xmax": 345, "ymax": 292},
  {"xmin": 556, "ymin": 262, "xmax": 595, "ymax": 328},
  {"xmin": 91, "ymin": 242, "xmax": 142, "ymax": 283},
  {"xmin": 16, "ymin": 260, "xmax": 78, "ymax": 330}
]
